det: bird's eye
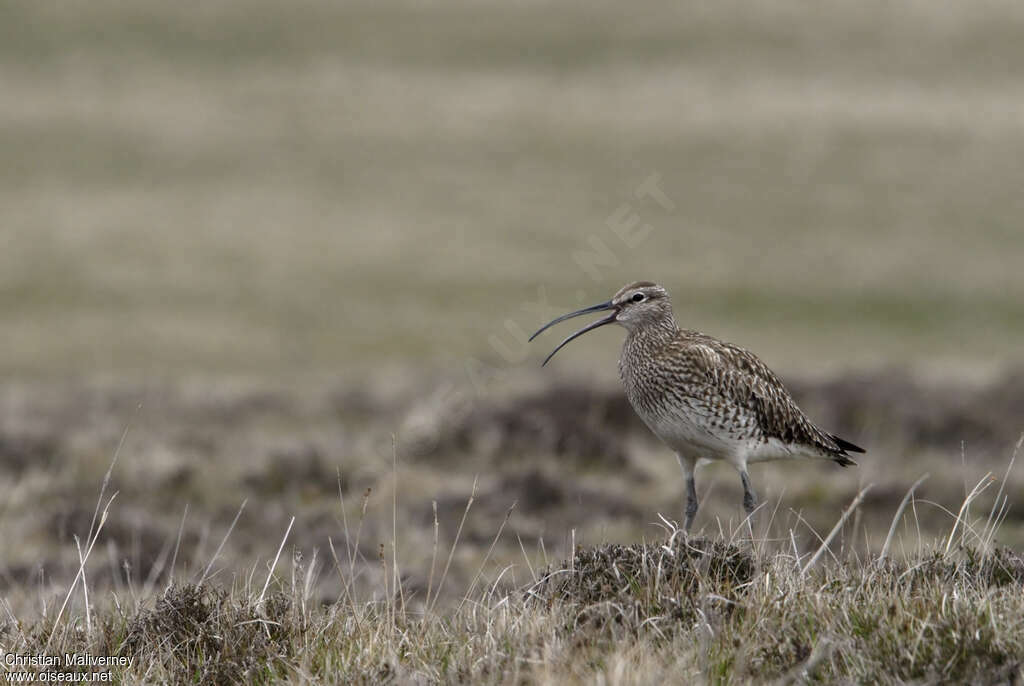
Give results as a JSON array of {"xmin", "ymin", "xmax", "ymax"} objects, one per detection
[{"xmin": 631, "ymin": 293, "xmax": 645, "ymax": 303}]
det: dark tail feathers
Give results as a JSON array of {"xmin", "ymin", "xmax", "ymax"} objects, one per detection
[
  {"xmin": 832, "ymin": 435, "xmax": 866, "ymax": 454},
  {"xmin": 831, "ymin": 434, "xmax": 865, "ymax": 467}
]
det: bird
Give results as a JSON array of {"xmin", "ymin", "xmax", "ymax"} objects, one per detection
[{"xmin": 529, "ymin": 280, "xmax": 864, "ymax": 532}]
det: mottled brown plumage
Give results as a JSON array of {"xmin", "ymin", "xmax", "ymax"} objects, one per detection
[{"xmin": 531, "ymin": 280, "xmax": 864, "ymax": 531}]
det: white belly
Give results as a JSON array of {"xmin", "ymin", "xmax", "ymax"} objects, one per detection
[
  {"xmin": 641, "ymin": 408, "xmax": 740, "ymax": 460},
  {"xmin": 636, "ymin": 404, "xmax": 818, "ymax": 465}
]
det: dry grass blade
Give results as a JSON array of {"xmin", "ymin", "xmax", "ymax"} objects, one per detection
[
  {"xmin": 879, "ymin": 474, "xmax": 929, "ymax": 564},
  {"xmin": 44, "ymin": 411, "xmax": 139, "ymax": 649},
  {"xmin": 45, "ymin": 493, "xmax": 117, "ymax": 651},
  {"xmin": 426, "ymin": 500, "xmax": 440, "ymax": 608},
  {"xmin": 84, "ymin": 414, "xmax": 135, "ymax": 549},
  {"xmin": 166, "ymin": 504, "xmax": 189, "ymax": 590},
  {"xmin": 515, "ymin": 532, "xmax": 537, "ymax": 585},
  {"xmin": 944, "ymin": 473, "xmax": 995, "ymax": 555},
  {"xmin": 458, "ymin": 501, "xmax": 516, "ymax": 612},
  {"xmin": 198, "ymin": 499, "xmax": 247, "ymax": 584},
  {"xmin": 428, "ymin": 476, "xmax": 477, "ymax": 613},
  {"xmin": 391, "ymin": 435, "xmax": 405, "ymax": 617},
  {"xmin": 983, "ymin": 436, "xmax": 1021, "ymax": 548},
  {"xmin": 258, "ymin": 516, "xmax": 295, "ymax": 609},
  {"xmin": 73, "ymin": 535, "xmax": 90, "ymax": 635},
  {"xmin": 802, "ymin": 485, "xmax": 873, "ymax": 575}
]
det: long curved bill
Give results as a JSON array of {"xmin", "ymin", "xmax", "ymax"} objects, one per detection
[{"xmin": 529, "ymin": 300, "xmax": 617, "ymax": 366}]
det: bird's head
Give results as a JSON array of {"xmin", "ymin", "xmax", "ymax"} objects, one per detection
[{"xmin": 529, "ymin": 281, "xmax": 674, "ymax": 365}]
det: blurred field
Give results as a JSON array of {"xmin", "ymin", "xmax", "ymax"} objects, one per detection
[
  {"xmin": 1, "ymin": 372, "xmax": 1021, "ymax": 611},
  {"xmin": 2, "ymin": 1, "xmax": 1024, "ymax": 682},
  {"xmin": 2, "ymin": 0, "xmax": 1024, "ymax": 378}
]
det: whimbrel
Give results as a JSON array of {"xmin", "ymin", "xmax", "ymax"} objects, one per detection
[{"xmin": 530, "ymin": 281, "xmax": 864, "ymax": 531}]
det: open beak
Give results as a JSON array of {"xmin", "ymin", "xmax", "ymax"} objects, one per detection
[{"xmin": 529, "ymin": 301, "xmax": 617, "ymax": 366}]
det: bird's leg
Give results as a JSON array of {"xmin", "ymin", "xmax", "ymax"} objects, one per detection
[
  {"xmin": 685, "ymin": 474, "xmax": 698, "ymax": 532},
  {"xmin": 739, "ymin": 469, "xmax": 757, "ymax": 516},
  {"xmin": 676, "ymin": 454, "xmax": 699, "ymax": 532}
]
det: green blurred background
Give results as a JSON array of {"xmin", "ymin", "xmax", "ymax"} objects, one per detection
[{"xmin": 3, "ymin": 0, "xmax": 1023, "ymax": 381}]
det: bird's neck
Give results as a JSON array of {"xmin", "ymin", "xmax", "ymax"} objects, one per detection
[
  {"xmin": 619, "ymin": 316, "xmax": 680, "ymax": 393},
  {"xmin": 625, "ymin": 315, "xmax": 680, "ymax": 348}
]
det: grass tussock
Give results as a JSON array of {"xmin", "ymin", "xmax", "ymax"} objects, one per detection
[
  {"xmin": 122, "ymin": 585, "xmax": 294, "ymax": 684},
  {"xmin": 6, "ymin": 530, "xmax": 1024, "ymax": 684},
  {"xmin": 531, "ymin": 536, "xmax": 755, "ymax": 626}
]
